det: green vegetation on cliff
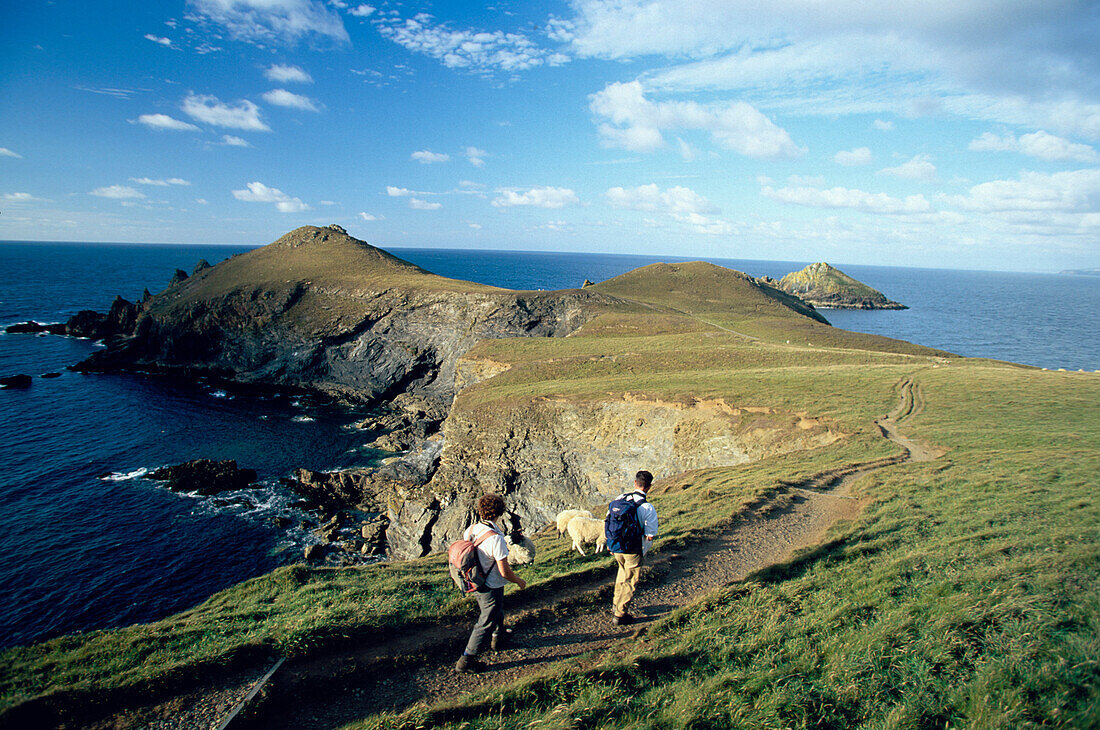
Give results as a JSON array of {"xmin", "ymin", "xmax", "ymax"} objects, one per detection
[
  {"xmin": 1, "ymin": 239, "xmax": 1096, "ymax": 728},
  {"xmin": 779, "ymin": 262, "xmax": 907, "ymax": 309}
]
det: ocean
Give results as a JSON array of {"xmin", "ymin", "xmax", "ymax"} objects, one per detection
[{"xmin": 1, "ymin": 241, "xmax": 1097, "ymax": 649}]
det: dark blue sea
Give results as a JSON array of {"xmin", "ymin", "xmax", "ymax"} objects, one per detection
[{"xmin": 1, "ymin": 241, "xmax": 1097, "ymax": 649}]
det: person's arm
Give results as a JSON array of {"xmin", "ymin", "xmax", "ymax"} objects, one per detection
[
  {"xmin": 496, "ymin": 558, "xmax": 526, "ymax": 589},
  {"xmin": 641, "ymin": 502, "xmax": 658, "ymax": 540}
]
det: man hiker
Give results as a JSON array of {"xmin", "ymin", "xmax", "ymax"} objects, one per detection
[
  {"xmin": 606, "ymin": 470, "xmax": 659, "ymax": 626},
  {"xmin": 455, "ymin": 493, "xmax": 527, "ymax": 673}
]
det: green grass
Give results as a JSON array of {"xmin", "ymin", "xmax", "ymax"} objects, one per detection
[
  {"xmin": 357, "ymin": 365, "xmax": 1100, "ymax": 730},
  {"xmin": 2, "ymin": 248, "xmax": 1094, "ymax": 728}
]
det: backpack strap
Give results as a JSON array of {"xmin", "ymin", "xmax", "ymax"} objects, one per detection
[{"xmin": 471, "ymin": 522, "xmax": 500, "ymax": 548}]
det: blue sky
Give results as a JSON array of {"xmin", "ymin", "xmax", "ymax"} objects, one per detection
[{"xmin": 2, "ymin": 0, "xmax": 1099, "ymax": 272}]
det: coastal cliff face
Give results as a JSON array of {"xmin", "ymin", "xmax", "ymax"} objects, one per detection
[
  {"xmin": 777, "ymin": 262, "xmax": 907, "ymax": 310},
  {"xmin": 77, "ymin": 225, "xmax": 610, "ymax": 414},
  {"xmin": 384, "ymin": 387, "xmax": 846, "ymax": 558}
]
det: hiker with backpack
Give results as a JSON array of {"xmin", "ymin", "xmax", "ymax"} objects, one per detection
[
  {"xmin": 605, "ymin": 470, "xmax": 659, "ymax": 626},
  {"xmin": 453, "ymin": 493, "xmax": 527, "ymax": 673}
]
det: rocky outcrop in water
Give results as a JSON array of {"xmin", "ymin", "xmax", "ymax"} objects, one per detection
[
  {"xmin": 777, "ymin": 262, "xmax": 906, "ymax": 309},
  {"xmin": 5, "ymin": 321, "xmax": 67, "ymax": 335},
  {"xmin": 65, "ymin": 296, "xmax": 142, "ymax": 340},
  {"xmin": 149, "ymin": 459, "xmax": 258, "ymax": 495}
]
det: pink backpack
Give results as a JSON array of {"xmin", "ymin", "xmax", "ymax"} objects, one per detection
[{"xmin": 448, "ymin": 525, "xmax": 498, "ymax": 593}]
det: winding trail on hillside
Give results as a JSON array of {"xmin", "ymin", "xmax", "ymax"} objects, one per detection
[{"xmin": 95, "ymin": 377, "xmax": 940, "ymax": 730}]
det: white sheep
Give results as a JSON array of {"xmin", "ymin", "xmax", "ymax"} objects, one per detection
[
  {"xmin": 566, "ymin": 515, "xmax": 606, "ymax": 556},
  {"xmin": 555, "ymin": 509, "xmax": 594, "ymax": 537},
  {"xmin": 505, "ymin": 532, "xmax": 536, "ymax": 566}
]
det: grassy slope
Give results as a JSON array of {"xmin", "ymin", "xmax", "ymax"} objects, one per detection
[
  {"xmin": 2, "ymin": 257, "xmax": 1095, "ymax": 727},
  {"xmin": 364, "ymin": 365, "xmax": 1099, "ymax": 729}
]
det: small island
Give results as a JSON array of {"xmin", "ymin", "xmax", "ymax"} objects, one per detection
[{"xmin": 776, "ymin": 262, "xmax": 907, "ymax": 309}]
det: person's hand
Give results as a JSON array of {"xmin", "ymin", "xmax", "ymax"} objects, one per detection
[{"xmin": 516, "ymin": 578, "xmax": 527, "ymax": 590}]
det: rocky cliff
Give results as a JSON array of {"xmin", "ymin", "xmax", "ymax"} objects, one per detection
[
  {"xmin": 75, "ymin": 225, "xmax": 613, "ymax": 416},
  {"xmin": 777, "ymin": 262, "xmax": 906, "ymax": 310},
  {"xmin": 381, "ymin": 391, "xmax": 847, "ymax": 558}
]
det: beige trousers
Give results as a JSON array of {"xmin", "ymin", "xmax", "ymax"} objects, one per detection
[{"xmin": 612, "ymin": 552, "xmax": 644, "ymax": 617}]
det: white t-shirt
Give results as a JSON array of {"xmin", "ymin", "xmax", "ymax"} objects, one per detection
[{"xmin": 463, "ymin": 522, "xmax": 509, "ymax": 589}]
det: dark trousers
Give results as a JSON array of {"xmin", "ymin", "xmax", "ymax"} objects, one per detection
[{"xmin": 464, "ymin": 586, "xmax": 504, "ymax": 656}]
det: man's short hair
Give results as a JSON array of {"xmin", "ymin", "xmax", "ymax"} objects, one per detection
[
  {"xmin": 476, "ymin": 493, "xmax": 506, "ymax": 521},
  {"xmin": 635, "ymin": 470, "xmax": 653, "ymax": 489}
]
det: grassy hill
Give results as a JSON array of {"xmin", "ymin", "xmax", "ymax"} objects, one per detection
[{"xmin": 1, "ymin": 247, "xmax": 1095, "ymax": 728}]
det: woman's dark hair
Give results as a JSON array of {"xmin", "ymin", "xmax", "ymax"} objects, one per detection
[{"xmin": 476, "ymin": 493, "xmax": 506, "ymax": 521}]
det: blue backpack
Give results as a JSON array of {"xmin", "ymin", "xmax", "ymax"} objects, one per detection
[{"xmin": 605, "ymin": 495, "xmax": 645, "ymax": 554}]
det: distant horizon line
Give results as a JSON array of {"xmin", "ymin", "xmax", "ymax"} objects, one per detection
[{"xmin": 0, "ymin": 238, "xmax": 1086, "ymax": 277}]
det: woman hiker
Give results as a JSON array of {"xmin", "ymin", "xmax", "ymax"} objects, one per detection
[{"xmin": 455, "ymin": 493, "xmax": 527, "ymax": 673}]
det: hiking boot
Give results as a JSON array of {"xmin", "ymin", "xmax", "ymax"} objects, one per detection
[
  {"xmin": 455, "ymin": 655, "xmax": 486, "ymax": 673},
  {"xmin": 613, "ymin": 613, "xmax": 632, "ymax": 626},
  {"xmin": 490, "ymin": 631, "xmax": 511, "ymax": 651}
]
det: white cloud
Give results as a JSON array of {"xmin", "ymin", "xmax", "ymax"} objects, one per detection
[
  {"xmin": 262, "ymin": 88, "xmax": 320, "ymax": 111},
  {"xmin": 386, "ymin": 186, "xmax": 412, "ymax": 197},
  {"xmin": 183, "ymin": 94, "xmax": 270, "ymax": 131},
  {"xmin": 411, "ymin": 150, "xmax": 450, "ymax": 164},
  {"xmin": 264, "ymin": 64, "xmax": 313, "ymax": 84},
  {"xmin": 945, "ymin": 169, "xmax": 1100, "ymax": 213},
  {"xmin": 563, "ymin": 1, "xmax": 1100, "ymax": 140},
  {"xmin": 348, "ymin": 4, "xmax": 375, "ymax": 17},
  {"xmin": 469, "ymin": 222, "xmax": 483, "ymax": 229},
  {"xmin": 144, "ymin": 34, "xmax": 172, "ymax": 47},
  {"xmin": 232, "ymin": 181, "xmax": 308, "ymax": 212},
  {"xmin": 763, "ymin": 184, "xmax": 932, "ymax": 214},
  {"xmin": 605, "ymin": 183, "xmax": 718, "ymax": 215},
  {"xmin": 130, "ymin": 177, "xmax": 191, "ymax": 186},
  {"xmin": 189, "ymin": 0, "xmax": 349, "ymax": 44},
  {"xmin": 220, "ymin": 134, "xmax": 251, "ymax": 147},
  {"xmin": 91, "ymin": 185, "xmax": 146, "ymax": 200},
  {"xmin": 879, "ymin": 154, "xmax": 937, "ymax": 182},
  {"xmin": 589, "ymin": 81, "xmax": 804, "ymax": 158},
  {"xmin": 605, "ymin": 183, "xmax": 733, "ymax": 234},
  {"xmin": 676, "ymin": 137, "xmax": 697, "ymax": 161},
  {"xmin": 3, "ymin": 193, "xmax": 40, "ymax": 202},
  {"xmin": 874, "ymin": 119, "xmax": 895, "ymax": 131},
  {"xmin": 134, "ymin": 113, "xmax": 201, "ymax": 131},
  {"xmin": 359, "ymin": 211, "xmax": 379, "ymax": 220},
  {"xmin": 492, "ymin": 186, "xmax": 580, "ymax": 208},
  {"xmin": 464, "ymin": 146, "xmax": 487, "ymax": 167},
  {"xmin": 377, "ymin": 13, "xmax": 564, "ymax": 74},
  {"xmin": 969, "ymin": 130, "xmax": 1100, "ymax": 163},
  {"xmin": 834, "ymin": 147, "xmax": 872, "ymax": 166},
  {"xmin": 0, "ymin": 148, "xmax": 23, "ymax": 159},
  {"xmin": 409, "ymin": 197, "xmax": 442, "ymax": 210}
]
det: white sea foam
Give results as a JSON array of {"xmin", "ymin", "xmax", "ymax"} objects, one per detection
[
  {"xmin": 100, "ymin": 467, "xmax": 149, "ymax": 481},
  {"xmin": 210, "ymin": 390, "xmax": 230, "ymax": 399},
  {"xmin": 292, "ymin": 415, "xmax": 315, "ymax": 423}
]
